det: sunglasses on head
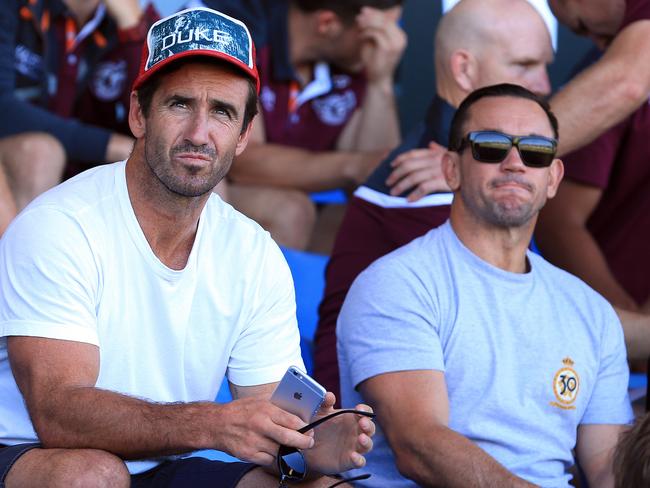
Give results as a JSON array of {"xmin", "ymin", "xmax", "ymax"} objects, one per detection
[
  {"xmin": 277, "ymin": 409, "xmax": 376, "ymax": 488},
  {"xmin": 456, "ymin": 130, "xmax": 557, "ymax": 168}
]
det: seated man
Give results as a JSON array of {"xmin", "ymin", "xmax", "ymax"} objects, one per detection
[
  {"xmin": 0, "ymin": 8, "xmax": 374, "ymax": 487},
  {"xmin": 337, "ymin": 83, "xmax": 633, "ymax": 487},
  {"xmin": 314, "ymin": 0, "xmax": 554, "ymax": 398},
  {"xmin": 200, "ymin": 0, "xmax": 406, "ymax": 250},
  {"xmin": 0, "ymin": 0, "xmax": 159, "ymax": 223}
]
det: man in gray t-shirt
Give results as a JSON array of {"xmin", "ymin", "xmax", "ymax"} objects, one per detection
[{"xmin": 337, "ymin": 83, "xmax": 633, "ymax": 488}]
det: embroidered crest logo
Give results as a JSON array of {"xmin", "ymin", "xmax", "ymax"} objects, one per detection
[
  {"xmin": 550, "ymin": 357, "xmax": 579, "ymax": 410},
  {"xmin": 312, "ymin": 91, "xmax": 356, "ymax": 126},
  {"xmin": 91, "ymin": 60, "xmax": 127, "ymax": 101}
]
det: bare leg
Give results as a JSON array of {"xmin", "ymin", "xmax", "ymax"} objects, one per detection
[
  {"xmin": 0, "ymin": 133, "xmax": 66, "ymax": 210},
  {"xmin": 0, "ymin": 161, "xmax": 17, "ymax": 236},
  {"xmin": 307, "ymin": 203, "xmax": 347, "ymax": 255},
  {"xmin": 5, "ymin": 447, "xmax": 130, "ymax": 488},
  {"xmin": 228, "ymin": 183, "xmax": 317, "ymax": 250}
]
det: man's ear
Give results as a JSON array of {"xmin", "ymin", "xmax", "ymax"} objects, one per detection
[
  {"xmin": 315, "ymin": 10, "xmax": 344, "ymax": 37},
  {"xmin": 442, "ymin": 151, "xmax": 461, "ymax": 191},
  {"xmin": 235, "ymin": 115, "xmax": 256, "ymax": 156},
  {"xmin": 449, "ymin": 49, "xmax": 478, "ymax": 93},
  {"xmin": 128, "ymin": 91, "xmax": 146, "ymax": 139},
  {"xmin": 545, "ymin": 158, "xmax": 565, "ymax": 199}
]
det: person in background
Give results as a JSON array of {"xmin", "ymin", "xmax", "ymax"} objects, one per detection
[
  {"xmin": 197, "ymin": 0, "xmax": 406, "ymax": 250},
  {"xmin": 0, "ymin": 0, "xmax": 159, "ymax": 232},
  {"xmin": 536, "ymin": 0, "xmax": 650, "ymax": 360}
]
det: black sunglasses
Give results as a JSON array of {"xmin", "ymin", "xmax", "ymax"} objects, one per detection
[
  {"xmin": 456, "ymin": 130, "xmax": 557, "ymax": 168},
  {"xmin": 277, "ymin": 409, "xmax": 376, "ymax": 488}
]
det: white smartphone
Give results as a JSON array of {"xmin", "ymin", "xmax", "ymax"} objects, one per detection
[{"xmin": 270, "ymin": 365, "xmax": 326, "ymax": 422}]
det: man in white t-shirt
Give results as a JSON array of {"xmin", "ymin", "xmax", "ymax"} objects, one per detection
[
  {"xmin": 0, "ymin": 7, "xmax": 374, "ymax": 488},
  {"xmin": 337, "ymin": 83, "xmax": 633, "ymax": 487}
]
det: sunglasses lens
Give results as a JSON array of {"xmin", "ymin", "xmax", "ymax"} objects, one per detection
[
  {"xmin": 518, "ymin": 137, "xmax": 556, "ymax": 167},
  {"xmin": 471, "ymin": 132, "xmax": 511, "ymax": 163},
  {"xmin": 277, "ymin": 446, "xmax": 307, "ymax": 480}
]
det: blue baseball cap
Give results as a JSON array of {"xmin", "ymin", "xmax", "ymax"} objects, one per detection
[{"xmin": 133, "ymin": 7, "xmax": 260, "ymax": 92}]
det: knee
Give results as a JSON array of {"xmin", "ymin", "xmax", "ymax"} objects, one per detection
[
  {"xmin": 274, "ymin": 191, "xmax": 316, "ymax": 249},
  {"xmin": 11, "ymin": 132, "xmax": 66, "ymax": 175},
  {"xmin": 48, "ymin": 449, "xmax": 130, "ymax": 488}
]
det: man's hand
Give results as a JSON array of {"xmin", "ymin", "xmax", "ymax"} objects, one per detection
[
  {"xmin": 103, "ymin": 0, "xmax": 143, "ymax": 29},
  {"xmin": 386, "ymin": 141, "xmax": 450, "ymax": 201},
  {"xmin": 357, "ymin": 7, "xmax": 406, "ymax": 85},
  {"xmin": 302, "ymin": 392, "xmax": 375, "ymax": 474},
  {"xmin": 213, "ymin": 396, "xmax": 316, "ymax": 466}
]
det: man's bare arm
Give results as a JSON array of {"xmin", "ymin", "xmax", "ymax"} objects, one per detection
[
  {"xmin": 335, "ymin": 7, "xmax": 405, "ymax": 152},
  {"xmin": 551, "ymin": 20, "xmax": 650, "ymax": 156},
  {"xmin": 576, "ymin": 424, "xmax": 628, "ymax": 488},
  {"xmin": 359, "ymin": 370, "xmax": 537, "ymax": 488},
  {"xmin": 8, "ymin": 336, "xmax": 312, "ymax": 464},
  {"xmin": 535, "ymin": 180, "xmax": 638, "ymax": 310}
]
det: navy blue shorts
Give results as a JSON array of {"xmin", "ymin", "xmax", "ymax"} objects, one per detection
[{"xmin": 0, "ymin": 444, "xmax": 256, "ymax": 488}]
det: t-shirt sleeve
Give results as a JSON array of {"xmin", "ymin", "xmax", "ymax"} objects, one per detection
[
  {"xmin": 226, "ymin": 237, "xmax": 304, "ymax": 386},
  {"xmin": 580, "ymin": 304, "xmax": 634, "ymax": 425},
  {"xmin": 0, "ymin": 207, "xmax": 100, "ymax": 345},
  {"xmin": 337, "ymin": 256, "xmax": 444, "ymax": 391},
  {"xmin": 620, "ymin": 0, "xmax": 650, "ymax": 29},
  {"xmin": 562, "ymin": 121, "xmax": 627, "ymax": 189}
]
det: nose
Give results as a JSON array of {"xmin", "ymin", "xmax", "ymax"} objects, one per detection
[
  {"xmin": 500, "ymin": 145, "xmax": 527, "ymax": 172},
  {"xmin": 184, "ymin": 111, "xmax": 210, "ymax": 147}
]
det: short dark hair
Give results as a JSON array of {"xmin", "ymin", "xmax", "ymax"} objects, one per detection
[
  {"xmin": 448, "ymin": 83, "xmax": 559, "ymax": 151},
  {"xmin": 614, "ymin": 414, "xmax": 650, "ymax": 488},
  {"xmin": 135, "ymin": 58, "xmax": 258, "ymax": 134},
  {"xmin": 292, "ymin": 0, "xmax": 402, "ymax": 23}
]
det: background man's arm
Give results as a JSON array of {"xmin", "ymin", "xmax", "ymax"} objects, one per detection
[
  {"xmin": 575, "ymin": 424, "xmax": 627, "ymax": 488},
  {"xmin": 551, "ymin": 20, "xmax": 650, "ymax": 156},
  {"xmin": 335, "ymin": 7, "xmax": 405, "ymax": 152},
  {"xmin": 535, "ymin": 180, "xmax": 638, "ymax": 310},
  {"xmin": 228, "ymin": 112, "xmax": 383, "ymax": 191},
  {"xmin": 359, "ymin": 370, "xmax": 537, "ymax": 488},
  {"xmin": 8, "ymin": 336, "xmax": 312, "ymax": 465}
]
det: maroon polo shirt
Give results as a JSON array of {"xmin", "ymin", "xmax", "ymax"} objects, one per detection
[
  {"xmin": 560, "ymin": 0, "xmax": 650, "ymax": 304},
  {"xmin": 257, "ymin": 45, "xmax": 367, "ymax": 151}
]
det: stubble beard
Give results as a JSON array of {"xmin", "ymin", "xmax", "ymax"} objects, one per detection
[{"xmin": 144, "ymin": 139, "xmax": 232, "ymax": 198}]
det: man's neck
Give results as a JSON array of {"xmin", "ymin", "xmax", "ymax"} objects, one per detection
[
  {"xmin": 125, "ymin": 149, "xmax": 209, "ymax": 271},
  {"xmin": 63, "ymin": 0, "xmax": 100, "ymax": 27},
  {"xmin": 436, "ymin": 75, "xmax": 467, "ymax": 110},
  {"xmin": 449, "ymin": 206, "xmax": 534, "ymax": 274}
]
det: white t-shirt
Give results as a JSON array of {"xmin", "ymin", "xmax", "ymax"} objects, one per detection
[{"xmin": 0, "ymin": 162, "xmax": 303, "ymax": 473}]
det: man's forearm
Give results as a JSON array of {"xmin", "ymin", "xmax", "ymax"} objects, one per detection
[
  {"xmin": 552, "ymin": 21, "xmax": 650, "ymax": 156},
  {"xmin": 31, "ymin": 385, "xmax": 222, "ymax": 459},
  {"xmin": 535, "ymin": 222, "xmax": 638, "ymax": 311},
  {"xmin": 337, "ymin": 80, "xmax": 400, "ymax": 152},
  {"xmin": 229, "ymin": 143, "xmax": 381, "ymax": 191},
  {"xmin": 394, "ymin": 425, "xmax": 537, "ymax": 488}
]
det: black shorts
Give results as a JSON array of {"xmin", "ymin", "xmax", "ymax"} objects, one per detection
[
  {"xmin": 0, "ymin": 443, "xmax": 41, "ymax": 487},
  {"xmin": 0, "ymin": 444, "xmax": 256, "ymax": 488}
]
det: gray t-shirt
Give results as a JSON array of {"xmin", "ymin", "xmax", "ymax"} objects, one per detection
[{"xmin": 337, "ymin": 221, "xmax": 633, "ymax": 488}]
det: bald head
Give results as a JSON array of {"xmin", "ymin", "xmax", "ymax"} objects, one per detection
[{"xmin": 435, "ymin": 0, "xmax": 553, "ymax": 103}]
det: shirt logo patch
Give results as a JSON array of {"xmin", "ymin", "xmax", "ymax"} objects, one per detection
[
  {"xmin": 15, "ymin": 45, "xmax": 43, "ymax": 80},
  {"xmin": 312, "ymin": 90, "xmax": 356, "ymax": 126},
  {"xmin": 91, "ymin": 60, "xmax": 127, "ymax": 101},
  {"xmin": 550, "ymin": 357, "xmax": 579, "ymax": 410},
  {"xmin": 260, "ymin": 86, "xmax": 276, "ymax": 112}
]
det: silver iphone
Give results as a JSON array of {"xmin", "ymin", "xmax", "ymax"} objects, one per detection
[{"xmin": 270, "ymin": 366, "xmax": 326, "ymax": 422}]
